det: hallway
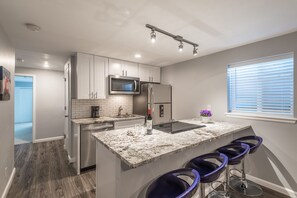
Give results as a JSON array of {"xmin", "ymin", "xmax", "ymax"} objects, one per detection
[{"xmin": 14, "ymin": 122, "xmax": 32, "ymax": 145}]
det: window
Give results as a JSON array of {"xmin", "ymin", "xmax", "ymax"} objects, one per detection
[{"xmin": 227, "ymin": 53, "xmax": 294, "ymax": 118}]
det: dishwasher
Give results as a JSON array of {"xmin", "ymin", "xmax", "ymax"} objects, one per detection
[{"xmin": 80, "ymin": 122, "xmax": 114, "ymax": 171}]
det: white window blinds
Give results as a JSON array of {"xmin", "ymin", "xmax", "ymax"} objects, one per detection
[{"xmin": 227, "ymin": 53, "xmax": 294, "ymax": 117}]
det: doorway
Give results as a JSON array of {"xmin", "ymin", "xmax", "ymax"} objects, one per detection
[{"xmin": 14, "ymin": 74, "xmax": 35, "ymax": 145}]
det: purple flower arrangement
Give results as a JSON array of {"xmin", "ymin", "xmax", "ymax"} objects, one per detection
[{"xmin": 200, "ymin": 110, "xmax": 212, "ymax": 117}]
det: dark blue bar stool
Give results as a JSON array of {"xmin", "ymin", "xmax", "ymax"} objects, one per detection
[
  {"xmin": 186, "ymin": 153, "xmax": 228, "ymax": 198},
  {"xmin": 230, "ymin": 136, "xmax": 263, "ymax": 196},
  {"xmin": 215, "ymin": 143, "xmax": 250, "ymax": 198},
  {"xmin": 146, "ymin": 168, "xmax": 200, "ymax": 198}
]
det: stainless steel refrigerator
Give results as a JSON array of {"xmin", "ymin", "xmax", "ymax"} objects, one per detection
[{"xmin": 133, "ymin": 83, "xmax": 172, "ymax": 125}]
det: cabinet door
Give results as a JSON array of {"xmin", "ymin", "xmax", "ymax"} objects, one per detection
[
  {"xmin": 151, "ymin": 66, "xmax": 161, "ymax": 83},
  {"xmin": 123, "ymin": 61, "xmax": 139, "ymax": 77},
  {"xmin": 77, "ymin": 53, "xmax": 92, "ymax": 99},
  {"xmin": 93, "ymin": 56, "xmax": 107, "ymax": 99},
  {"xmin": 109, "ymin": 59, "xmax": 124, "ymax": 76},
  {"xmin": 139, "ymin": 64, "xmax": 151, "ymax": 82}
]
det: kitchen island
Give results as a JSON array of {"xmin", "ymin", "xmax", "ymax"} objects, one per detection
[{"xmin": 92, "ymin": 119, "xmax": 251, "ymax": 198}]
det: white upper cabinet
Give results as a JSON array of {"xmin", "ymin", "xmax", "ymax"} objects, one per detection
[
  {"xmin": 108, "ymin": 59, "xmax": 139, "ymax": 77},
  {"xmin": 122, "ymin": 61, "xmax": 139, "ymax": 77},
  {"xmin": 108, "ymin": 59, "xmax": 124, "ymax": 76},
  {"xmin": 76, "ymin": 53, "xmax": 107, "ymax": 99},
  {"xmin": 139, "ymin": 64, "xmax": 151, "ymax": 82},
  {"xmin": 139, "ymin": 64, "xmax": 161, "ymax": 83},
  {"xmin": 77, "ymin": 53, "xmax": 92, "ymax": 99},
  {"xmin": 93, "ymin": 56, "xmax": 108, "ymax": 99},
  {"xmin": 150, "ymin": 66, "xmax": 161, "ymax": 83}
]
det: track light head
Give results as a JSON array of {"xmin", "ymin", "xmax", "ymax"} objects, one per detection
[
  {"xmin": 150, "ymin": 29, "xmax": 156, "ymax": 43},
  {"xmin": 193, "ymin": 45, "xmax": 198, "ymax": 56},
  {"xmin": 178, "ymin": 41, "xmax": 183, "ymax": 52}
]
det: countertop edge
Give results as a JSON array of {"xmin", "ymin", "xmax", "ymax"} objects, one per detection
[{"xmin": 93, "ymin": 124, "xmax": 252, "ymax": 169}]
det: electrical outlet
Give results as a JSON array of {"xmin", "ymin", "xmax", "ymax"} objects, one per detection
[{"xmin": 5, "ymin": 167, "xmax": 8, "ymax": 178}]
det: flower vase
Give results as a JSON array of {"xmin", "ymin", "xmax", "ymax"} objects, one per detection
[{"xmin": 201, "ymin": 116, "xmax": 211, "ymax": 123}]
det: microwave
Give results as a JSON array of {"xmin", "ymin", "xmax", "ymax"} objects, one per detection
[{"xmin": 109, "ymin": 75, "xmax": 140, "ymax": 95}]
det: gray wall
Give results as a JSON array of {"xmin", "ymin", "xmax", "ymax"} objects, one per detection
[
  {"xmin": 162, "ymin": 32, "xmax": 297, "ymax": 192},
  {"xmin": 15, "ymin": 67, "xmax": 64, "ymax": 140},
  {"xmin": 0, "ymin": 25, "xmax": 15, "ymax": 196}
]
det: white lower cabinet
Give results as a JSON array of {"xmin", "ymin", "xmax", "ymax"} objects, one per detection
[{"xmin": 76, "ymin": 53, "xmax": 107, "ymax": 99}]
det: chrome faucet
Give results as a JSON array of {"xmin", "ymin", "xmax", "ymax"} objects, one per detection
[{"xmin": 118, "ymin": 106, "xmax": 123, "ymax": 116}]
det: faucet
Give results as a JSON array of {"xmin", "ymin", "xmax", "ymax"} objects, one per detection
[{"xmin": 118, "ymin": 106, "xmax": 123, "ymax": 116}]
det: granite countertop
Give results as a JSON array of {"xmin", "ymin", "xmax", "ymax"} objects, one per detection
[
  {"xmin": 71, "ymin": 115, "xmax": 145, "ymax": 125},
  {"xmin": 92, "ymin": 119, "xmax": 251, "ymax": 168}
]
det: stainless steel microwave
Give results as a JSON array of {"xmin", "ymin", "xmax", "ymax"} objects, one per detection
[{"xmin": 109, "ymin": 75, "xmax": 140, "ymax": 95}]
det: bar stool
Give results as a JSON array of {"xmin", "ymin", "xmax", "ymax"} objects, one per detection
[
  {"xmin": 146, "ymin": 168, "xmax": 200, "ymax": 198},
  {"xmin": 214, "ymin": 143, "xmax": 250, "ymax": 198},
  {"xmin": 186, "ymin": 153, "xmax": 228, "ymax": 198},
  {"xmin": 230, "ymin": 136, "xmax": 263, "ymax": 196}
]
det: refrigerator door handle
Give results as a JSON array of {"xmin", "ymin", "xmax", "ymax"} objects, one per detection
[
  {"xmin": 134, "ymin": 80, "xmax": 137, "ymax": 92},
  {"xmin": 150, "ymin": 87, "xmax": 154, "ymax": 113}
]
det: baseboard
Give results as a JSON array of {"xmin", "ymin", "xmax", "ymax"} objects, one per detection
[
  {"xmin": 1, "ymin": 167, "xmax": 15, "ymax": 198},
  {"xmin": 234, "ymin": 172, "xmax": 297, "ymax": 197},
  {"xmin": 34, "ymin": 136, "xmax": 64, "ymax": 143}
]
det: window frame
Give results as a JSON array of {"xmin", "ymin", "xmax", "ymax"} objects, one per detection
[{"xmin": 226, "ymin": 53, "xmax": 297, "ymax": 123}]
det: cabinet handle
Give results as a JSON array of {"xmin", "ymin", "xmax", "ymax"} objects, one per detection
[
  {"xmin": 95, "ymin": 92, "xmax": 98, "ymax": 99},
  {"xmin": 122, "ymin": 70, "xmax": 124, "ymax": 76},
  {"xmin": 125, "ymin": 70, "xmax": 127, "ymax": 76},
  {"xmin": 91, "ymin": 92, "xmax": 94, "ymax": 99}
]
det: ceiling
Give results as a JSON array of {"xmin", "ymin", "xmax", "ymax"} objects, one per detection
[
  {"xmin": 1, "ymin": 0, "xmax": 297, "ymax": 71},
  {"xmin": 15, "ymin": 49, "xmax": 68, "ymax": 71}
]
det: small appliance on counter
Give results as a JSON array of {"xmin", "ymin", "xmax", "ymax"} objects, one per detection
[{"xmin": 91, "ymin": 106, "xmax": 100, "ymax": 118}]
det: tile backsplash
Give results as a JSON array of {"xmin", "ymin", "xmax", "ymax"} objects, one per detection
[{"xmin": 72, "ymin": 95, "xmax": 133, "ymax": 119}]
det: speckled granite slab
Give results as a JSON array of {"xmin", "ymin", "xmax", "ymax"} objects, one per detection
[
  {"xmin": 92, "ymin": 119, "xmax": 251, "ymax": 168},
  {"xmin": 72, "ymin": 115, "xmax": 145, "ymax": 125}
]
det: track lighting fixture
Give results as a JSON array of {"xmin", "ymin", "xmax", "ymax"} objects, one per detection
[
  {"xmin": 150, "ymin": 29, "xmax": 156, "ymax": 43},
  {"xmin": 193, "ymin": 45, "xmax": 198, "ymax": 56},
  {"xmin": 178, "ymin": 41, "xmax": 183, "ymax": 52},
  {"xmin": 146, "ymin": 24, "xmax": 199, "ymax": 56}
]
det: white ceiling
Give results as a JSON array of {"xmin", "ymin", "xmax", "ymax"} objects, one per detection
[
  {"xmin": 15, "ymin": 49, "xmax": 68, "ymax": 71},
  {"xmin": 1, "ymin": 0, "xmax": 297, "ymax": 71}
]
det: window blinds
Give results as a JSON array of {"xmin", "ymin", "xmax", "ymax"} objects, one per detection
[{"xmin": 227, "ymin": 53, "xmax": 294, "ymax": 117}]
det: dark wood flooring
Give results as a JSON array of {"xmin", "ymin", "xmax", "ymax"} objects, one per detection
[
  {"xmin": 7, "ymin": 140, "xmax": 95, "ymax": 198},
  {"xmin": 7, "ymin": 140, "xmax": 289, "ymax": 198}
]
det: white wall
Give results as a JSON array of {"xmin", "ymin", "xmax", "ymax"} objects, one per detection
[
  {"xmin": 162, "ymin": 32, "xmax": 297, "ymax": 193},
  {"xmin": 0, "ymin": 25, "xmax": 15, "ymax": 196},
  {"xmin": 15, "ymin": 67, "xmax": 64, "ymax": 140}
]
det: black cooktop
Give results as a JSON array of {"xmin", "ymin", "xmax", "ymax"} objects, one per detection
[{"xmin": 153, "ymin": 121, "xmax": 205, "ymax": 134}]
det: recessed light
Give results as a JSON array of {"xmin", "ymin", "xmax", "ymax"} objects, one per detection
[
  {"xmin": 25, "ymin": 23, "xmax": 41, "ymax": 32},
  {"xmin": 134, "ymin": 54, "xmax": 142, "ymax": 58},
  {"xmin": 44, "ymin": 61, "xmax": 50, "ymax": 68}
]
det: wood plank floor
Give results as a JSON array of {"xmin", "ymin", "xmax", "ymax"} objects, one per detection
[
  {"xmin": 7, "ymin": 140, "xmax": 95, "ymax": 198},
  {"xmin": 7, "ymin": 140, "xmax": 289, "ymax": 198}
]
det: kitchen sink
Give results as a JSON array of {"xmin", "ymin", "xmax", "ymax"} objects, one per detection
[{"xmin": 112, "ymin": 114, "xmax": 138, "ymax": 118}]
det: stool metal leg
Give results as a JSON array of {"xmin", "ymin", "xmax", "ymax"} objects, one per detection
[
  {"xmin": 208, "ymin": 165, "xmax": 232, "ymax": 198},
  {"xmin": 200, "ymin": 183, "xmax": 205, "ymax": 198},
  {"xmin": 230, "ymin": 157, "xmax": 263, "ymax": 196}
]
